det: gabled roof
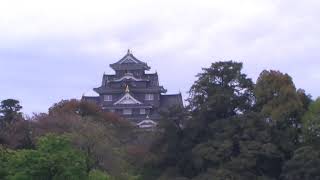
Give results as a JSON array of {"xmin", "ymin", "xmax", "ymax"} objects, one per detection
[
  {"xmin": 110, "ymin": 50, "xmax": 150, "ymax": 71},
  {"xmin": 137, "ymin": 119, "xmax": 158, "ymax": 128},
  {"xmin": 113, "ymin": 92, "xmax": 142, "ymax": 105},
  {"xmin": 117, "ymin": 50, "xmax": 144, "ymax": 64},
  {"xmin": 110, "ymin": 73, "xmax": 149, "ymax": 82}
]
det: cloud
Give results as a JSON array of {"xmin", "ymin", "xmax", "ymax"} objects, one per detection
[{"xmin": 0, "ymin": 0, "xmax": 319, "ymax": 114}]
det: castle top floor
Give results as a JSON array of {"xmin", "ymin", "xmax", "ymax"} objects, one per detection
[{"xmin": 109, "ymin": 49, "xmax": 151, "ymax": 76}]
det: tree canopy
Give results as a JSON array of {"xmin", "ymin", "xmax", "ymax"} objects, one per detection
[
  {"xmin": 188, "ymin": 61, "xmax": 254, "ymax": 120},
  {"xmin": 0, "ymin": 99, "xmax": 23, "ymax": 126},
  {"xmin": 302, "ymin": 98, "xmax": 320, "ymax": 146},
  {"xmin": 254, "ymin": 70, "xmax": 303, "ymax": 124},
  {"xmin": 1, "ymin": 134, "xmax": 87, "ymax": 180}
]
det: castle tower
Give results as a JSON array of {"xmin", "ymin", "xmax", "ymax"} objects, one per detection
[{"xmin": 83, "ymin": 50, "xmax": 183, "ymax": 128}]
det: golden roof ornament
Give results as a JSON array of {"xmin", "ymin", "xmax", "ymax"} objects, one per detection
[{"xmin": 125, "ymin": 85, "xmax": 130, "ymax": 93}]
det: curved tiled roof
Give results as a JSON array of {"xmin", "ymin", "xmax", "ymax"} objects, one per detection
[{"xmin": 110, "ymin": 50, "xmax": 150, "ymax": 71}]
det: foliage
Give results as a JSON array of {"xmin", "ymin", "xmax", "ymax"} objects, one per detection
[
  {"xmin": 281, "ymin": 146, "xmax": 320, "ymax": 180},
  {"xmin": 254, "ymin": 70, "xmax": 306, "ymax": 156},
  {"xmin": 188, "ymin": 61, "xmax": 254, "ymax": 121},
  {"xmin": 302, "ymin": 98, "xmax": 320, "ymax": 146},
  {"xmin": 31, "ymin": 99, "xmax": 138, "ymax": 180},
  {"xmin": 184, "ymin": 61, "xmax": 256, "ymax": 166},
  {"xmin": 0, "ymin": 99, "xmax": 23, "ymax": 126},
  {"xmin": 297, "ymin": 89, "xmax": 313, "ymax": 112},
  {"xmin": 1, "ymin": 134, "xmax": 88, "ymax": 180},
  {"xmin": 145, "ymin": 63, "xmax": 315, "ymax": 180},
  {"xmin": 0, "ymin": 120, "xmax": 33, "ymax": 149},
  {"xmin": 191, "ymin": 113, "xmax": 283, "ymax": 179},
  {"xmin": 146, "ymin": 106, "xmax": 190, "ymax": 178},
  {"xmin": 0, "ymin": 99, "xmax": 32, "ymax": 149},
  {"xmin": 254, "ymin": 70, "xmax": 303, "ymax": 123},
  {"xmin": 88, "ymin": 170, "xmax": 113, "ymax": 180},
  {"xmin": 49, "ymin": 99, "xmax": 101, "ymax": 117}
]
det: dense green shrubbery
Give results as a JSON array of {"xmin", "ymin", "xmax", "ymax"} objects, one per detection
[{"xmin": 0, "ymin": 134, "xmax": 111, "ymax": 180}]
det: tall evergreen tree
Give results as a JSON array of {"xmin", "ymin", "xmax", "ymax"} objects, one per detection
[
  {"xmin": 188, "ymin": 61, "xmax": 254, "ymax": 122},
  {"xmin": 0, "ymin": 99, "xmax": 23, "ymax": 126}
]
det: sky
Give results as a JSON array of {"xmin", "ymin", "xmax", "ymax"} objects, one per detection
[{"xmin": 0, "ymin": 0, "xmax": 319, "ymax": 115}]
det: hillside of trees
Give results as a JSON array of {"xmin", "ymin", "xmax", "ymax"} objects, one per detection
[{"xmin": 1, "ymin": 61, "xmax": 320, "ymax": 180}]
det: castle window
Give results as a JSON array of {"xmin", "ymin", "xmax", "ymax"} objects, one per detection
[
  {"xmin": 123, "ymin": 109, "xmax": 132, "ymax": 115},
  {"xmin": 104, "ymin": 95, "xmax": 112, "ymax": 101},
  {"xmin": 140, "ymin": 108, "xmax": 146, "ymax": 115},
  {"xmin": 145, "ymin": 94, "xmax": 154, "ymax": 101}
]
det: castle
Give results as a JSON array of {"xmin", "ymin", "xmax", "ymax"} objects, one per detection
[{"xmin": 82, "ymin": 50, "xmax": 183, "ymax": 128}]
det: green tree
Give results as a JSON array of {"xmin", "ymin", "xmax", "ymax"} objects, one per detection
[
  {"xmin": 254, "ymin": 70, "xmax": 304, "ymax": 157},
  {"xmin": 0, "ymin": 99, "xmax": 23, "ymax": 126},
  {"xmin": 2, "ymin": 134, "xmax": 88, "ymax": 180},
  {"xmin": 148, "ymin": 63, "xmax": 289, "ymax": 180},
  {"xmin": 254, "ymin": 70, "xmax": 303, "ymax": 124},
  {"xmin": 281, "ymin": 146, "xmax": 320, "ymax": 180},
  {"xmin": 302, "ymin": 98, "xmax": 320, "ymax": 146},
  {"xmin": 297, "ymin": 89, "xmax": 313, "ymax": 113},
  {"xmin": 188, "ymin": 61, "xmax": 254, "ymax": 121},
  {"xmin": 145, "ymin": 106, "xmax": 191, "ymax": 179},
  {"xmin": 191, "ymin": 113, "xmax": 283, "ymax": 179},
  {"xmin": 0, "ymin": 99, "xmax": 32, "ymax": 149},
  {"xmin": 32, "ymin": 100, "xmax": 138, "ymax": 180},
  {"xmin": 0, "ymin": 146, "xmax": 9, "ymax": 179}
]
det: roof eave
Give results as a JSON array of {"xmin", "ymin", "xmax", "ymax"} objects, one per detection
[{"xmin": 109, "ymin": 64, "xmax": 150, "ymax": 71}]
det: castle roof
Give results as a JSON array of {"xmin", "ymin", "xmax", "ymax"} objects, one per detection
[
  {"xmin": 160, "ymin": 94, "xmax": 184, "ymax": 110},
  {"xmin": 102, "ymin": 73, "xmax": 158, "ymax": 83},
  {"xmin": 110, "ymin": 50, "xmax": 150, "ymax": 71}
]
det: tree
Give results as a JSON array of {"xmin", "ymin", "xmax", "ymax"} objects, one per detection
[
  {"xmin": 1, "ymin": 134, "xmax": 88, "ymax": 180},
  {"xmin": 254, "ymin": 70, "xmax": 303, "ymax": 124},
  {"xmin": 254, "ymin": 70, "xmax": 305, "ymax": 159},
  {"xmin": 185, "ymin": 61, "xmax": 255, "ymax": 172},
  {"xmin": 0, "ymin": 99, "xmax": 23, "ymax": 126},
  {"xmin": 48, "ymin": 99, "xmax": 101, "ymax": 117},
  {"xmin": 191, "ymin": 113, "xmax": 284, "ymax": 180},
  {"xmin": 281, "ymin": 146, "xmax": 320, "ymax": 180},
  {"xmin": 302, "ymin": 98, "xmax": 320, "ymax": 146},
  {"xmin": 0, "ymin": 120, "xmax": 34, "ymax": 149},
  {"xmin": 144, "ymin": 106, "xmax": 191, "ymax": 179},
  {"xmin": 147, "ymin": 63, "xmax": 291, "ymax": 180},
  {"xmin": 32, "ymin": 100, "xmax": 138, "ymax": 180},
  {"xmin": 0, "ymin": 99, "xmax": 32, "ymax": 149},
  {"xmin": 188, "ymin": 61, "xmax": 254, "ymax": 122},
  {"xmin": 297, "ymin": 89, "xmax": 313, "ymax": 113}
]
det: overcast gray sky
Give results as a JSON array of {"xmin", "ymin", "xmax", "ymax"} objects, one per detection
[{"xmin": 0, "ymin": 0, "xmax": 319, "ymax": 114}]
